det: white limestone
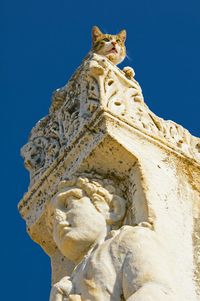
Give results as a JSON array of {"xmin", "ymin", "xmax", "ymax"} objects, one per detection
[{"xmin": 19, "ymin": 53, "xmax": 200, "ymax": 300}]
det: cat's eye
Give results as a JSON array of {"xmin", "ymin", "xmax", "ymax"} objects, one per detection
[
  {"xmin": 116, "ymin": 39, "xmax": 121, "ymax": 43},
  {"xmin": 103, "ymin": 38, "xmax": 110, "ymax": 42}
]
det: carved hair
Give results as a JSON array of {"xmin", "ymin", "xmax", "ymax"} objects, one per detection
[{"xmin": 50, "ymin": 173, "xmax": 127, "ymax": 225}]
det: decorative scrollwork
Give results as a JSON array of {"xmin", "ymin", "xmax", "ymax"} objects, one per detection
[{"xmin": 21, "ymin": 53, "xmax": 200, "ymax": 184}]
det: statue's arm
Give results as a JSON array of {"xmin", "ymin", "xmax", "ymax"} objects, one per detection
[
  {"xmin": 125, "ymin": 283, "xmax": 174, "ymax": 301},
  {"xmin": 121, "ymin": 226, "xmax": 174, "ymax": 301}
]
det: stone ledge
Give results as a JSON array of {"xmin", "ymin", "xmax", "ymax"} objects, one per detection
[
  {"xmin": 18, "ymin": 110, "xmax": 200, "ymax": 223},
  {"xmin": 20, "ymin": 53, "xmax": 200, "ymax": 188}
]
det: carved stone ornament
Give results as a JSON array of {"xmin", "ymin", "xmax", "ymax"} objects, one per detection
[
  {"xmin": 19, "ymin": 53, "xmax": 200, "ymax": 301},
  {"xmin": 21, "ymin": 53, "xmax": 200, "ymax": 186}
]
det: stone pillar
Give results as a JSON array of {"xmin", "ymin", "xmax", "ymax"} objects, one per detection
[{"xmin": 18, "ymin": 53, "xmax": 200, "ymax": 301}]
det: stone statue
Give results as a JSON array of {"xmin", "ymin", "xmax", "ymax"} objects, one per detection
[
  {"xmin": 48, "ymin": 174, "xmax": 177, "ymax": 301},
  {"xmin": 19, "ymin": 28, "xmax": 200, "ymax": 301}
]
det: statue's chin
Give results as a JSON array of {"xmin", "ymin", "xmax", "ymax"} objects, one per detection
[{"xmin": 58, "ymin": 235, "xmax": 93, "ymax": 263}]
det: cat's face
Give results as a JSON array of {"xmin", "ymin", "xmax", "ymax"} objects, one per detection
[{"xmin": 92, "ymin": 26, "xmax": 126, "ymax": 65}]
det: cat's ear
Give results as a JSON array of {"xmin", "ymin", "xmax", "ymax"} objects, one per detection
[
  {"xmin": 118, "ymin": 29, "xmax": 126, "ymax": 42},
  {"xmin": 92, "ymin": 26, "xmax": 103, "ymax": 42}
]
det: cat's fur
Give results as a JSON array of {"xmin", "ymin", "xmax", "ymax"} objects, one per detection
[{"xmin": 91, "ymin": 26, "xmax": 126, "ymax": 65}]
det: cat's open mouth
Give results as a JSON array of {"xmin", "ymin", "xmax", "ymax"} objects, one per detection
[{"xmin": 109, "ymin": 48, "xmax": 118, "ymax": 54}]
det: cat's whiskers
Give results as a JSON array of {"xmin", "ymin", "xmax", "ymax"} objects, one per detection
[{"xmin": 126, "ymin": 52, "xmax": 132, "ymax": 62}]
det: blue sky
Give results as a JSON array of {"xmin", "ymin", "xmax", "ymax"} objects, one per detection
[{"xmin": 1, "ymin": 0, "xmax": 200, "ymax": 300}]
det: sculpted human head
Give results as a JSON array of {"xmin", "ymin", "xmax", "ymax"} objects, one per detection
[{"xmin": 50, "ymin": 174, "xmax": 126, "ymax": 263}]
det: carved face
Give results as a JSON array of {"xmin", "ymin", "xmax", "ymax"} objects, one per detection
[{"xmin": 52, "ymin": 188, "xmax": 107, "ymax": 263}]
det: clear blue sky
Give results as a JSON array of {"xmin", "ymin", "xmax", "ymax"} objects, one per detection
[{"xmin": 1, "ymin": 0, "xmax": 200, "ymax": 300}]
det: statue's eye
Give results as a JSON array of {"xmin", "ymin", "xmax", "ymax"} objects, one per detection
[
  {"xmin": 103, "ymin": 38, "xmax": 110, "ymax": 42},
  {"xmin": 56, "ymin": 198, "xmax": 69, "ymax": 210}
]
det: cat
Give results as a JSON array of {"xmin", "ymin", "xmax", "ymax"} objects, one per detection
[
  {"xmin": 91, "ymin": 26, "xmax": 135, "ymax": 79},
  {"xmin": 51, "ymin": 27, "xmax": 136, "ymax": 113},
  {"xmin": 92, "ymin": 26, "xmax": 126, "ymax": 65}
]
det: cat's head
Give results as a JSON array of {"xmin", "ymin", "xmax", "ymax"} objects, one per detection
[{"xmin": 91, "ymin": 26, "xmax": 126, "ymax": 65}]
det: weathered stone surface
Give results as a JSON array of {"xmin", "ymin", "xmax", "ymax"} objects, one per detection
[
  {"xmin": 20, "ymin": 54, "xmax": 200, "ymax": 186},
  {"xmin": 19, "ymin": 54, "xmax": 200, "ymax": 300}
]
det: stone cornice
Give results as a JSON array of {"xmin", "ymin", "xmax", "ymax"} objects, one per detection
[{"xmin": 19, "ymin": 53, "xmax": 200, "ymax": 221}]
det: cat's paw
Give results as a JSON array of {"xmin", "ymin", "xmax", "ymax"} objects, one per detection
[{"xmin": 123, "ymin": 66, "xmax": 135, "ymax": 80}]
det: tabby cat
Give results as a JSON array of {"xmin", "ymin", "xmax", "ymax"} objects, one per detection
[{"xmin": 91, "ymin": 26, "xmax": 126, "ymax": 65}]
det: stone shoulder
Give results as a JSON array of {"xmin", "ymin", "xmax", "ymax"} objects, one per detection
[{"xmin": 107, "ymin": 225, "xmax": 158, "ymax": 253}]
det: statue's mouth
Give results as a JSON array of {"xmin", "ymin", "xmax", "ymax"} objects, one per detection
[{"xmin": 57, "ymin": 222, "xmax": 71, "ymax": 240}]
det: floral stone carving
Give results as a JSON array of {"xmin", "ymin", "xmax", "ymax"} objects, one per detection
[
  {"xmin": 21, "ymin": 53, "xmax": 200, "ymax": 186},
  {"xmin": 19, "ymin": 53, "xmax": 200, "ymax": 301}
]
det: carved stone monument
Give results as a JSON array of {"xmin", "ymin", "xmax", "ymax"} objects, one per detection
[{"xmin": 19, "ymin": 53, "xmax": 200, "ymax": 300}]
